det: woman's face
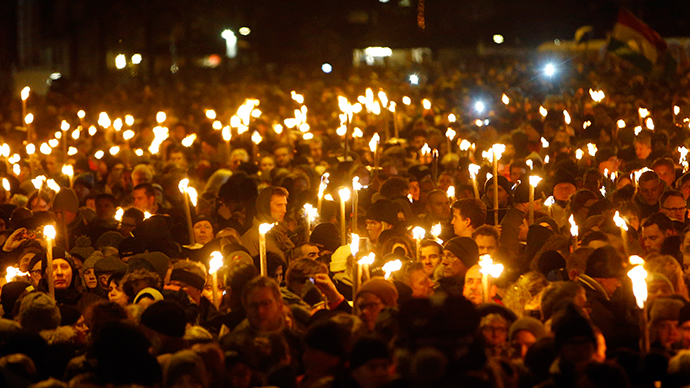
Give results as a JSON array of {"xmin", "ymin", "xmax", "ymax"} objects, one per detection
[
  {"xmin": 108, "ymin": 279, "xmax": 129, "ymax": 307},
  {"xmin": 83, "ymin": 268, "xmax": 98, "ymax": 289}
]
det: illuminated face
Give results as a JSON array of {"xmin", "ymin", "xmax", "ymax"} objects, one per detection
[
  {"xmin": 274, "ymin": 147, "xmax": 292, "ymax": 167},
  {"xmin": 639, "ymin": 179, "xmax": 662, "ymax": 205},
  {"xmin": 451, "ymin": 208, "xmax": 470, "ymax": 237},
  {"xmin": 230, "ymin": 153, "xmax": 246, "ymax": 171},
  {"xmin": 512, "ymin": 330, "xmax": 537, "ymax": 360},
  {"xmin": 246, "ymin": 287, "xmax": 284, "ymax": 332},
  {"xmin": 442, "ymin": 249, "xmax": 469, "ymax": 279},
  {"xmin": 643, "ymin": 224, "xmax": 667, "ymax": 253},
  {"xmin": 553, "ymin": 183, "xmax": 576, "ymax": 201},
  {"xmin": 132, "ymin": 189, "xmax": 154, "ymax": 212},
  {"xmin": 656, "ymin": 320, "xmax": 681, "ymax": 349},
  {"xmin": 437, "ymin": 174, "xmax": 454, "ymax": 191},
  {"xmin": 270, "ymin": 194, "xmax": 288, "ymax": 222},
  {"xmin": 409, "ymin": 269, "xmax": 433, "ymax": 298},
  {"xmin": 169, "ymin": 152, "xmax": 188, "ymax": 170},
  {"xmin": 46, "ymin": 155, "xmax": 61, "ymax": 175},
  {"xmin": 654, "ymin": 165, "xmax": 675, "ymax": 187},
  {"xmin": 486, "ymin": 184, "xmax": 508, "ymax": 207},
  {"xmin": 30, "ymin": 197, "xmax": 49, "ymax": 212},
  {"xmin": 634, "ymin": 142, "xmax": 652, "ymax": 160},
  {"xmin": 194, "ymin": 220, "xmax": 214, "ymax": 245},
  {"xmin": 96, "ymin": 199, "xmax": 116, "ymax": 220},
  {"xmin": 366, "ymin": 220, "xmax": 385, "ymax": 243},
  {"xmin": 260, "ymin": 156, "xmax": 275, "ymax": 173},
  {"xmin": 409, "ymin": 181, "xmax": 420, "ymax": 202},
  {"xmin": 108, "ymin": 279, "xmax": 129, "ymax": 307},
  {"xmin": 53, "ymin": 258, "xmax": 73, "ymax": 290},
  {"xmin": 83, "ymin": 268, "xmax": 98, "ymax": 289},
  {"xmin": 475, "ymin": 235, "xmax": 498, "ymax": 256},
  {"xmin": 462, "ymin": 265, "xmax": 483, "ymax": 305},
  {"xmin": 510, "ymin": 167, "xmax": 526, "ymax": 183},
  {"xmin": 426, "ymin": 193, "xmax": 450, "ymax": 221},
  {"xmin": 661, "ymin": 195, "xmax": 687, "ymax": 221},
  {"xmin": 419, "ymin": 245, "xmax": 441, "ymax": 275},
  {"xmin": 309, "ymin": 142, "xmax": 322, "ymax": 161}
]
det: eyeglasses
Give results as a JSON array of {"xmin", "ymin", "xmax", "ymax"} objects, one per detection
[{"xmin": 662, "ymin": 207, "xmax": 686, "ymax": 213}]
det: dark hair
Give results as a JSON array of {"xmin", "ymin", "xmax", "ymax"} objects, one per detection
[
  {"xmin": 472, "ymin": 225, "xmax": 499, "ymax": 241},
  {"xmin": 123, "ymin": 207, "xmax": 145, "ymax": 224},
  {"xmin": 635, "ymin": 130, "xmax": 652, "ymax": 146},
  {"xmin": 580, "ymin": 231, "xmax": 609, "ymax": 247},
  {"xmin": 133, "ymin": 183, "xmax": 155, "ymax": 198},
  {"xmin": 642, "ymin": 212, "xmax": 673, "ymax": 233},
  {"xmin": 660, "ymin": 190, "xmax": 684, "ymax": 206},
  {"xmin": 652, "ymin": 157, "xmax": 675, "ymax": 171},
  {"xmin": 380, "ymin": 177, "xmax": 410, "ymax": 199},
  {"xmin": 638, "ymin": 171, "xmax": 660, "ymax": 185},
  {"xmin": 285, "ymin": 259, "xmax": 328, "ymax": 287},
  {"xmin": 95, "ymin": 194, "xmax": 117, "ymax": 206},
  {"xmin": 420, "ymin": 240, "xmax": 442, "ymax": 255},
  {"xmin": 451, "ymin": 198, "xmax": 487, "ymax": 229}
]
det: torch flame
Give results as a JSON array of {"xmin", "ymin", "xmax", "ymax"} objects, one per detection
[
  {"xmin": 369, "ymin": 133, "xmax": 380, "ymax": 153},
  {"xmin": 382, "ymin": 259, "xmax": 402, "ymax": 280},
  {"xmin": 259, "ymin": 223, "xmax": 275, "ymax": 235},
  {"xmin": 209, "ymin": 251, "xmax": 224, "ymax": 274},
  {"xmin": 613, "ymin": 211, "xmax": 628, "ymax": 231},
  {"xmin": 569, "ymin": 215, "xmax": 578, "ymax": 237},
  {"xmin": 43, "ymin": 225, "xmax": 56, "ymax": 240},
  {"xmin": 478, "ymin": 254, "xmax": 504, "ymax": 278},
  {"xmin": 627, "ymin": 265, "xmax": 648, "ymax": 309},
  {"xmin": 350, "ymin": 234, "xmax": 360, "ymax": 257},
  {"xmin": 412, "ymin": 226, "xmax": 426, "ymax": 240},
  {"xmin": 529, "ymin": 175, "xmax": 542, "ymax": 188},
  {"xmin": 359, "ymin": 252, "xmax": 375, "ymax": 266}
]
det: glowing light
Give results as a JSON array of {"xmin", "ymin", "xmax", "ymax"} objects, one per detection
[
  {"xmin": 583, "ymin": 120, "xmax": 592, "ymax": 129},
  {"xmin": 144, "ymin": 211, "xmax": 151, "ymax": 220},
  {"xmin": 493, "ymin": 34, "xmax": 504, "ymax": 44},
  {"xmin": 359, "ymin": 252, "xmax": 375, "ymax": 266},
  {"xmin": 446, "ymin": 128, "xmax": 456, "ymax": 142},
  {"xmin": 7, "ymin": 154, "xmax": 19, "ymax": 164},
  {"xmin": 475, "ymin": 101, "xmax": 485, "ymax": 113},
  {"xmin": 378, "ymin": 91, "xmax": 388, "ymax": 108},
  {"xmin": 115, "ymin": 54, "xmax": 126, "ymax": 69},
  {"xmin": 569, "ymin": 215, "xmax": 578, "ymax": 237},
  {"xmin": 645, "ymin": 117, "xmax": 654, "ymax": 130},
  {"xmin": 39, "ymin": 143, "xmax": 51, "ymax": 155},
  {"xmin": 544, "ymin": 196, "xmax": 555, "ymax": 207},
  {"xmin": 492, "ymin": 144, "xmax": 506, "ymax": 161},
  {"xmin": 134, "ymin": 149, "xmax": 144, "ymax": 156},
  {"xmin": 2, "ymin": 178, "xmax": 9, "ymax": 192},
  {"xmin": 5, "ymin": 266, "xmax": 28, "ymax": 283},
  {"xmin": 31, "ymin": 176, "xmax": 45, "ymax": 190},
  {"xmin": 25, "ymin": 114, "xmax": 34, "ymax": 125},
  {"xmin": 431, "ymin": 223, "xmax": 442, "ymax": 239},
  {"xmin": 178, "ymin": 178, "xmax": 189, "ymax": 194},
  {"xmin": 422, "ymin": 99, "xmax": 431, "ymax": 110},
  {"xmin": 46, "ymin": 179, "xmax": 60, "ymax": 193},
  {"xmin": 544, "ymin": 63, "xmax": 555, "ymax": 77},
  {"xmin": 613, "ymin": 211, "xmax": 628, "ymax": 231},
  {"xmin": 12, "ymin": 164, "xmax": 20, "ymax": 176},
  {"xmin": 420, "ymin": 143, "xmax": 431, "ymax": 155},
  {"xmin": 77, "ymin": 110, "xmax": 85, "ymax": 119},
  {"xmin": 402, "ymin": 96, "xmax": 411, "ymax": 105},
  {"xmin": 48, "ymin": 139, "xmax": 58, "ymax": 148},
  {"xmin": 181, "ymin": 133, "xmax": 196, "ymax": 147},
  {"xmin": 89, "ymin": 126, "xmax": 97, "ymax": 136},
  {"xmin": 412, "ymin": 226, "xmax": 426, "ymax": 240},
  {"xmin": 0, "ymin": 144, "xmax": 9, "ymax": 158},
  {"xmin": 479, "ymin": 255, "xmax": 504, "ymax": 278},
  {"xmin": 304, "ymin": 203, "xmax": 318, "ymax": 223},
  {"xmin": 529, "ymin": 175, "xmax": 542, "ymax": 187},
  {"xmin": 475, "ymin": 119, "xmax": 483, "ymax": 127},
  {"xmin": 587, "ymin": 143, "xmax": 598, "ymax": 156},
  {"xmin": 60, "ymin": 120, "xmax": 70, "ymax": 132},
  {"xmin": 132, "ymin": 54, "xmax": 142, "ymax": 64},
  {"xmin": 156, "ymin": 111, "xmax": 166, "ymax": 124},
  {"xmin": 502, "ymin": 93, "xmax": 510, "ymax": 105},
  {"xmin": 187, "ymin": 187, "xmax": 198, "ymax": 207},
  {"xmin": 447, "ymin": 186, "xmax": 455, "ymax": 199},
  {"xmin": 21, "ymin": 87, "xmax": 30, "ymax": 101},
  {"xmin": 114, "ymin": 207, "xmax": 124, "ymax": 222},
  {"xmin": 540, "ymin": 137, "xmax": 549, "ymax": 148},
  {"xmin": 98, "ymin": 112, "xmax": 111, "ymax": 128},
  {"xmin": 459, "ymin": 140, "xmax": 471, "ymax": 151},
  {"xmin": 94, "ymin": 150, "xmax": 104, "ymax": 159},
  {"xmin": 251, "ymin": 130, "xmax": 262, "ymax": 144},
  {"xmin": 205, "ymin": 110, "xmax": 216, "ymax": 120},
  {"xmin": 539, "ymin": 106, "xmax": 548, "ymax": 117},
  {"xmin": 239, "ymin": 27, "xmax": 251, "ymax": 36},
  {"xmin": 618, "ymin": 119, "xmax": 626, "ymax": 129},
  {"xmin": 68, "ymin": 147, "xmax": 77, "ymax": 155},
  {"xmin": 563, "ymin": 110, "xmax": 571, "ymax": 125},
  {"xmin": 350, "ymin": 234, "xmax": 360, "ymax": 257},
  {"xmin": 589, "ymin": 89, "xmax": 605, "ymax": 102},
  {"xmin": 209, "ymin": 251, "xmax": 224, "ymax": 274},
  {"xmin": 628, "ymin": 264, "xmax": 648, "ymax": 309},
  {"xmin": 448, "ymin": 113, "xmax": 456, "ymax": 123},
  {"xmin": 382, "ymin": 259, "xmax": 402, "ymax": 280},
  {"xmin": 120, "ymin": 129, "xmax": 133, "ymax": 141},
  {"xmin": 259, "ymin": 223, "xmax": 275, "ymax": 235},
  {"xmin": 321, "ymin": 63, "xmax": 332, "ymax": 73},
  {"xmin": 369, "ymin": 133, "xmax": 380, "ymax": 153},
  {"xmin": 222, "ymin": 126, "xmax": 231, "ymax": 141},
  {"xmin": 638, "ymin": 107, "xmax": 649, "ymax": 119},
  {"xmin": 576, "ymin": 149, "xmax": 584, "ymax": 160},
  {"xmin": 469, "ymin": 164, "xmax": 480, "ymax": 179},
  {"xmin": 339, "ymin": 187, "xmax": 351, "ymax": 202},
  {"xmin": 674, "ymin": 105, "xmax": 681, "ymax": 116},
  {"xmin": 212, "ymin": 120, "xmax": 222, "ymax": 130},
  {"xmin": 43, "ymin": 225, "xmax": 56, "ymax": 240},
  {"xmin": 409, "ymin": 74, "xmax": 419, "ymax": 85}
]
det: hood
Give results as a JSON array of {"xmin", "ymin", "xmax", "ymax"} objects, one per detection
[{"xmin": 256, "ymin": 187, "xmax": 278, "ymax": 224}]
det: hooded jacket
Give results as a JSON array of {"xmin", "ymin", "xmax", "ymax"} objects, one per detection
[{"xmin": 240, "ymin": 187, "xmax": 295, "ymax": 262}]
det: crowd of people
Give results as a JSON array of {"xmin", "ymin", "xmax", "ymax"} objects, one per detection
[{"xmin": 0, "ymin": 53, "xmax": 689, "ymax": 387}]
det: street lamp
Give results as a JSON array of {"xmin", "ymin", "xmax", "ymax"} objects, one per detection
[{"xmin": 544, "ymin": 63, "xmax": 556, "ymax": 77}]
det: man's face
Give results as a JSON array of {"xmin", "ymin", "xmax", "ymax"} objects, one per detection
[
  {"xmin": 420, "ymin": 245, "xmax": 441, "ymax": 275},
  {"xmin": 366, "ymin": 220, "xmax": 385, "ymax": 243},
  {"xmin": 643, "ymin": 224, "xmax": 668, "ymax": 253},
  {"xmin": 260, "ymin": 157, "xmax": 275, "ymax": 173},
  {"xmin": 298, "ymin": 244, "xmax": 320, "ymax": 260},
  {"xmin": 426, "ymin": 193, "xmax": 450, "ymax": 221},
  {"xmin": 553, "ymin": 183, "xmax": 577, "ymax": 201},
  {"xmin": 194, "ymin": 220, "xmax": 214, "ymax": 245},
  {"xmin": 274, "ymin": 147, "xmax": 292, "ymax": 168},
  {"xmin": 84, "ymin": 268, "xmax": 98, "ymax": 289},
  {"xmin": 442, "ymin": 249, "xmax": 469, "ymax": 279},
  {"xmin": 270, "ymin": 195, "xmax": 288, "ymax": 222},
  {"xmin": 46, "ymin": 155, "xmax": 61, "ymax": 175},
  {"xmin": 356, "ymin": 292, "xmax": 384, "ymax": 331},
  {"xmin": 410, "ymin": 136, "xmax": 426, "ymax": 150},
  {"xmin": 169, "ymin": 152, "xmax": 188, "ymax": 170},
  {"xmin": 486, "ymin": 185, "xmax": 508, "ymax": 207},
  {"xmin": 132, "ymin": 172, "xmax": 150, "ymax": 187},
  {"xmin": 635, "ymin": 142, "xmax": 652, "ymax": 160},
  {"xmin": 657, "ymin": 320, "xmax": 681, "ymax": 349},
  {"xmin": 598, "ymin": 277, "xmax": 622, "ymax": 296},
  {"xmin": 463, "ymin": 265, "xmax": 483, "ymax": 305},
  {"xmin": 246, "ymin": 287, "xmax": 284, "ymax": 331},
  {"xmin": 309, "ymin": 142, "xmax": 322, "ymax": 161},
  {"xmin": 639, "ymin": 179, "xmax": 663, "ymax": 205},
  {"xmin": 451, "ymin": 208, "xmax": 470, "ymax": 237},
  {"xmin": 512, "ymin": 330, "xmax": 537, "ymax": 360},
  {"xmin": 119, "ymin": 216, "xmax": 138, "ymax": 236},
  {"xmin": 53, "ymin": 258, "xmax": 73, "ymax": 290},
  {"xmin": 654, "ymin": 165, "xmax": 675, "ymax": 187},
  {"xmin": 475, "ymin": 235, "xmax": 498, "ymax": 256},
  {"xmin": 96, "ymin": 199, "xmax": 116, "ymax": 220},
  {"xmin": 510, "ymin": 167, "xmax": 526, "ymax": 183},
  {"xmin": 409, "ymin": 269, "xmax": 433, "ymax": 298},
  {"xmin": 132, "ymin": 189, "xmax": 154, "ymax": 212},
  {"xmin": 661, "ymin": 195, "xmax": 687, "ymax": 221}
]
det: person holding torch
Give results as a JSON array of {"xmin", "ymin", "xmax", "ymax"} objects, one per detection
[{"xmin": 240, "ymin": 186, "xmax": 294, "ymax": 262}]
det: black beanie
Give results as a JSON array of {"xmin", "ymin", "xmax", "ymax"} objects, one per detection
[
  {"xmin": 170, "ymin": 268, "xmax": 206, "ymax": 291},
  {"xmin": 537, "ymin": 250, "xmax": 566, "ymax": 276},
  {"xmin": 484, "ymin": 175, "xmax": 511, "ymax": 195},
  {"xmin": 349, "ymin": 336, "xmax": 390, "ymax": 370},
  {"xmin": 366, "ymin": 199, "xmax": 400, "ymax": 225},
  {"xmin": 304, "ymin": 320, "xmax": 349, "ymax": 359},
  {"xmin": 140, "ymin": 300, "xmax": 186, "ymax": 338},
  {"xmin": 585, "ymin": 246, "xmax": 624, "ymax": 279},
  {"xmin": 512, "ymin": 181, "xmax": 531, "ymax": 204},
  {"xmin": 551, "ymin": 168, "xmax": 577, "ymax": 188},
  {"xmin": 310, "ymin": 223, "xmax": 341, "ymax": 252},
  {"xmin": 443, "ymin": 237, "xmax": 479, "ymax": 268}
]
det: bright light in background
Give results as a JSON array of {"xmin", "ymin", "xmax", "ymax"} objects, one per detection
[
  {"xmin": 321, "ymin": 63, "xmax": 332, "ymax": 73},
  {"xmin": 115, "ymin": 54, "xmax": 126, "ymax": 69},
  {"xmin": 409, "ymin": 74, "xmax": 419, "ymax": 85},
  {"xmin": 239, "ymin": 27, "xmax": 251, "ymax": 36},
  {"xmin": 364, "ymin": 47, "xmax": 392, "ymax": 57},
  {"xmin": 544, "ymin": 63, "xmax": 556, "ymax": 77},
  {"xmin": 221, "ymin": 29, "xmax": 238, "ymax": 58},
  {"xmin": 475, "ymin": 101, "xmax": 485, "ymax": 113},
  {"xmin": 493, "ymin": 34, "xmax": 504, "ymax": 44},
  {"xmin": 131, "ymin": 54, "xmax": 142, "ymax": 64}
]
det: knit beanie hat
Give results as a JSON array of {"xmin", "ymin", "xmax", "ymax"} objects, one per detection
[
  {"xmin": 130, "ymin": 252, "xmax": 171, "ymax": 281},
  {"xmin": 18, "ymin": 292, "xmax": 61, "ymax": 333},
  {"xmin": 304, "ymin": 320, "xmax": 350, "ymax": 359},
  {"xmin": 330, "ymin": 245, "xmax": 351, "ymax": 273},
  {"xmin": 170, "ymin": 268, "xmax": 206, "ymax": 291},
  {"xmin": 366, "ymin": 199, "xmax": 400, "ymax": 225},
  {"xmin": 443, "ymin": 237, "xmax": 479, "ymax": 268},
  {"xmin": 512, "ymin": 181, "xmax": 531, "ymax": 204},
  {"xmin": 551, "ymin": 169, "xmax": 577, "ymax": 189},
  {"xmin": 1, "ymin": 281, "xmax": 33, "ymax": 319},
  {"xmin": 650, "ymin": 297, "xmax": 685, "ymax": 325},
  {"xmin": 310, "ymin": 223, "xmax": 341, "ymax": 253},
  {"xmin": 70, "ymin": 236, "xmax": 95, "ymax": 262},
  {"xmin": 51, "ymin": 188, "xmax": 79, "ymax": 214},
  {"xmin": 357, "ymin": 277, "xmax": 399, "ymax": 307},
  {"xmin": 140, "ymin": 300, "xmax": 187, "ymax": 338},
  {"xmin": 349, "ymin": 336, "xmax": 390, "ymax": 371},
  {"xmin": 509, "ymin": 317, "xmax": 547, "ymax": 341},
  {"xmin": 585, "ymin": 246, "xmax": 624, "ymax": 279},
  {"xmin": 484, "ymin": 175, "xmax": 512, "ymax": 195},
  {"xmin": 95, "ymin": 231, "xmax": 125, "ymax": 250}
]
